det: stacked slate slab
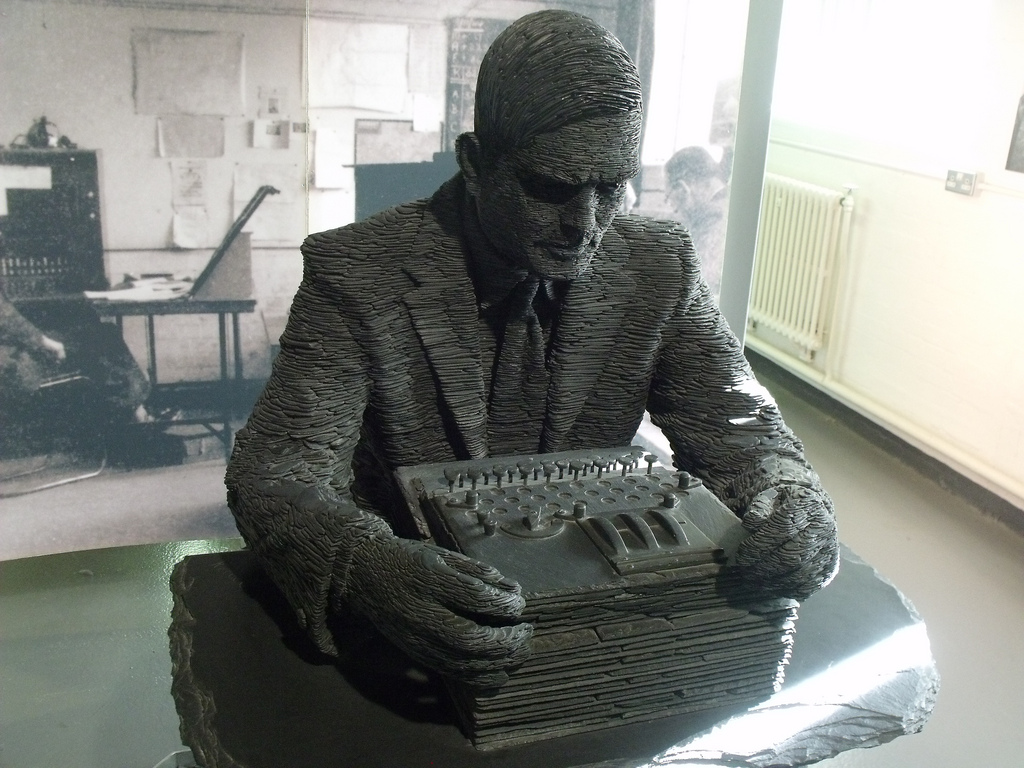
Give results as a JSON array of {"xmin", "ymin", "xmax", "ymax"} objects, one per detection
[{"xmin": 394, "ymin": 446, "xmax": 799, "ymax": 749}]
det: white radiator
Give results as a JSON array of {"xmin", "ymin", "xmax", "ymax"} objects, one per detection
[{"xmin": 748, "ymin": 174, "xmax": 854, "ymax": 360}]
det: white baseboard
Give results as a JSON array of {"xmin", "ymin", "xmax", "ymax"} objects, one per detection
[{"xmin": 746, "ymin": 335, "xmax": 1024, "ymax": 513}]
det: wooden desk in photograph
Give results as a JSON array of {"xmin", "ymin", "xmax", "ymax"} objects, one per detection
[{"xmin": 92, "ymin": 298, "xmax": 256, "ymax": 449}]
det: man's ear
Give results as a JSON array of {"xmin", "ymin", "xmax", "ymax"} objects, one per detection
[{"xmin": 456, "ymin": 132, "xmax": 484, "ymax": 197}]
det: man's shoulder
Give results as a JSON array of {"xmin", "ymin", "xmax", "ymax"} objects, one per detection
[
  {"xmin": 613, "ymin": 214, "xmax": 695, "ymax": 251},
  {"xmin": 301, "ymin": 175, "xmax": 463, "ymax": 275},
  {"xmin": 302, "ymin": 199, "xmax": 428, "ymax": 261},
  {"xmin": 606, "ymin": 214, "xmax": 701, "ymax": 294},
  {"xmin": 611, "ymin": 214, "xmax": 698, "ymax": 267}
]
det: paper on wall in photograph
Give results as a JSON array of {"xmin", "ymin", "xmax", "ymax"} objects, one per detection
[
  {"xmin": 313, "ymin": 128, "xmax": 350, "ymax": 188},
  {"xmin": 408, "ymin": 24, "xmax": 446, "ymax": 95},
  {"xmin": 233, "ymin": 164, "xmax": 304, "ymax": 245},
  {"xmin": 315, "ymin": 164, "xmax": 353, "ymax": 198},
  {"xmin": 172, "ymin": 205, "xmax": 210, "ymax": 248},
  {"xmin": 354, "ymin": 120, "xmax": 439, "ymax": 164},
  {"xmin": 412, "ymin": 94, "xmax": 443, "ymax": 133},
  {"xmin": 253, "ymin": 120, "xmax": 290, "ymax": 149},
  {"xmin": 309, "ymin": 187, "xmax": 355, "ymax": 234},
  {"xmin": 308, "ymin": 20, "xmax": 409, "ymax": 112},
  {"xmin": 132, "ymin": 29, "xmax": 244, "ymax": 116},
  {"xmin": 311, "ymin": 112, "xmax": 354, "ymax": 164},
  {"xmin": 159, "ymin": 116, "xmax": 224, "ymax": 158},
  {"xmin": 258, "ymin": 87, "xmax": 287, "ymax": 118},
  {"xmin": 171, "ymin": 159, "xmax": 207, "ymax": 206}
]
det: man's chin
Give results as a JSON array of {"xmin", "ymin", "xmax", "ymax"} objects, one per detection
[{"xmin": 530, "ymin": 249, "xmax": 596, "ymax": 280}]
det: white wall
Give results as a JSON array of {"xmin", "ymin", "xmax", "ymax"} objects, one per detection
[
  {"xmin": 0, "ymin": 0, "xmax": 306, "ymax": 251},
  {"xmin": 758, "ymin": 0, "xmax": 1024, "ymax": 510}
]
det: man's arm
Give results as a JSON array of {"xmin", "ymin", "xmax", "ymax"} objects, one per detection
[
  {"xmin": 0, "ymin": 290, "xmax": 65, "ymax": 360},
  {"xmin": 226, "ymin": 271, "xmax": 371, "ymax": 650},
  {"xmin": 645, "ymin": 236, "xmax": 839, "ymax": 599},
  {"xmin": 226, "ymin": 250, "xmax": 530, "ymax": 686}
]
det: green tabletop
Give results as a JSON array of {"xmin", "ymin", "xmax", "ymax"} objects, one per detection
[
  {"xmin": 0, "ymin": 539, "xmax": 244, "ymax": 768},
  {"xmin": 2, "ymin": 539, "xmax": 938, "ymax": 768}
]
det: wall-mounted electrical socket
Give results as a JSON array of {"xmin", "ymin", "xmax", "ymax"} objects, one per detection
[{"xmin": 945, "ymin": 170, "xmax": 978, "ymax": 196}]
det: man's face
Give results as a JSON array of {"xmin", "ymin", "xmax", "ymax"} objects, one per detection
[
  {"xmin": 667, "ymin": 173, "xmax": 716, "ymax": 219},
  {"xmin": 666, "ymin": 175, "xmax": 694, "ymax": 217},
  {"xmin": 469, "ymin": 115, "xmax": 640, "ymax": 281}
]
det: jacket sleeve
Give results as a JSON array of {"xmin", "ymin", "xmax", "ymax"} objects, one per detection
[
  {"xmin": 644, "ymin": 231, "xmax": 824, "ymax": 515},
  {"xmin": 0, "ymin": 290, "xmax": 48, "ymax": 351},
  {"xmin": 225, "ymin": 240, "xmax": 392, "ymax": 655}
]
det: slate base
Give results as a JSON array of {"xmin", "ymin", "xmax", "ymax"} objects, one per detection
[{"xmin": 168, "ymin": 545, "xmax": 938, "ymax": 768}]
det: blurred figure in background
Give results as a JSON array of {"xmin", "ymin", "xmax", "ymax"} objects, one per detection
[
  {"xmin": 664, "ymin": 146, "xmax": 728, "ymax": 297},
  {"xmin": 0, "ymin": 287, "xmax": 68, "ymax": 407},
  {"xmin": 0, "ymin": 233, "xmax": 155, "ymax": 460}
]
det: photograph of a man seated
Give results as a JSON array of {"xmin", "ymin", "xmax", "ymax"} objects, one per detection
[
  {"xmin": 0, "ymin": 280, "xmax": 151, "ymax": 459},
  {"xmin": 227, "ymin": 10, "xmax": 839, "ymax": 691}
]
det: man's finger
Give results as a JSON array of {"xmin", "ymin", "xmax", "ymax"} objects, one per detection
[
  {"xmin": 437, "ymin": 548, "xmax": 521, "ymax": 589},
  {"xmin": 426, "ymin": 549, "xmax": 526, "ymax": 617},
  {"xmin": 742, "ymin": 489, "xmax": 775, "ymax": 531},
  {"xmin": 428, "ymin": 614, "xmax": 534, "ymax": 663},
  {"xmin": 439, "ymin": 574, "xmax": 526, "ymax": 618}
]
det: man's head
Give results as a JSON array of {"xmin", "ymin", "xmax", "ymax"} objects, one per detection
[
  {"xmin": 456, "ymin": 10, "xmax": 643, "ymax": 280},
  {"xmin": 664, "ymin": 146, "xmax": 723, "ymax": 218}
]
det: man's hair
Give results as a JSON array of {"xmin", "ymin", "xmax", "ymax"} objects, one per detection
[
  {"xmin": 474, "ymin": 10, "xmax": 643, "ymax": 157},
  {"xmin": 665, "ymin": 146, "xmax": 719, "ymax": 185}
]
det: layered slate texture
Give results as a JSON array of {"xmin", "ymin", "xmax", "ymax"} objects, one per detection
[{"xmin": 394, "ymin": 446, "xmax": 800, "ymax": 749}]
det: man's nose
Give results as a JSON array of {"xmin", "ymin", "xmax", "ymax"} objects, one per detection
[{"xmin": 559, "ymin": 187, "xmax": 599, "ymax": 245}]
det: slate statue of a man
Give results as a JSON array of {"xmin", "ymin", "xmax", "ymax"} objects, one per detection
[{"xmin": 227, "ymin": 10, "xmax": 839, "ymax": 689}]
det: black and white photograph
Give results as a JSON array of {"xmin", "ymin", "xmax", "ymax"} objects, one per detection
[
  {"xmin": 0, "ymin": 0, "xmax": 748, "ymax": 557},
  {"xmin": 3, "ymin": 1, "xmax": 1024, "ymax": 767},
  {"xmin": 1007, "ymin": 90, "xmax": 1024, "ymax": 173}
]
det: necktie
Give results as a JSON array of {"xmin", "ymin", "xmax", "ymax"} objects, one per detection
[{"xmin": 488, "ymin": 277, "xmax": 550, "ymax": 454}]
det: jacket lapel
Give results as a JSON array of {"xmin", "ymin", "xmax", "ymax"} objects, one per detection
[
  {"xmin": 398, "ymin": 177, "xmax": 637, "ymax": 459},
  {"xmin": 542, "ymin": 226, "xmax": 635, "ymax": 452},
  {"xmin": 400, "ymin": 180, "xmax": 489, "ymax": 459}
]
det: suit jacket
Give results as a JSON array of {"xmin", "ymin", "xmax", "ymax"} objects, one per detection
[{"xmin": 226, "ymin": 175, "xmax": 809, "ymax": 652}]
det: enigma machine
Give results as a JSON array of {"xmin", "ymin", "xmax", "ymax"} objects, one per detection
[{"xmin": 394, "ymin": 447, "xmax": 799, "ymax": 749}]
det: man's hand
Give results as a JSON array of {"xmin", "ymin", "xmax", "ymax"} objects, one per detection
[
  {"xmin": 736, "ymin": 483, "xmax": 839, "ymax": 600},
  {"xmin": 342, "ymin": 535, "xmax": 533, "ymax": 689},
  {"xmin": 40, "ymin": 335, "xmax": 66, "ymax": 362}
]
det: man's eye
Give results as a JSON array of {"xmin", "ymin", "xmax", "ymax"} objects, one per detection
[{"xmin": 520, "ymin": 177, "xmax": 578, "ymax": 203}]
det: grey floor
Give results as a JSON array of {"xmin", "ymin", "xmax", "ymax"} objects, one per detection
[
  {"xmin": 753, "ymin": 361, "xmax": 1024, "ymax": 767},
  {"xmin": 1, "ymin": 358, "xmax": 1022, "ymax": 767},
  {"xmin": 0, "ymin": 456, "xmax": 240, "ymax": 561}
]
